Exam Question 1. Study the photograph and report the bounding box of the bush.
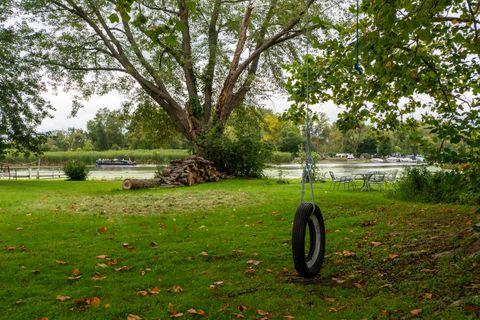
[63,160,89,181]
[391,167,479,205]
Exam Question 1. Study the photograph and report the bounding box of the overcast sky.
[38,89,341,132]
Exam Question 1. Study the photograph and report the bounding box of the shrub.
[391,167,479,205]
[63,160,89,181]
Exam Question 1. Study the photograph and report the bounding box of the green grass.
[0,179,479,319]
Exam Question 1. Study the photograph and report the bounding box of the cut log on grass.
[122,156,225,190]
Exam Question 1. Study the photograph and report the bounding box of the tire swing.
[291,31,326,276]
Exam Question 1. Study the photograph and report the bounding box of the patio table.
[353,171,374,191]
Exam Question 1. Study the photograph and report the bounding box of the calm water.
[87,162,437,180]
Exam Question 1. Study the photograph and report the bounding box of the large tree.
[12,0,335,153]
[0,1,52,155]
[285,0,479,164]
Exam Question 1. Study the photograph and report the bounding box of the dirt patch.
[63,190,254,215]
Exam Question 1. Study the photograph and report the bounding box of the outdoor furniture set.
[329,170,398,191]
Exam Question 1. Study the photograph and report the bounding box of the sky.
[38,89,341,132]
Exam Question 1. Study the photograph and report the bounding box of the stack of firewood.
[122,156,224,190]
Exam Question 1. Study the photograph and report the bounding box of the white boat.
[386,157,400,163]
[370,158,385,163]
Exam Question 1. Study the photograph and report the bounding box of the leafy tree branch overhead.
[15,0,333,151]
[285,0,479,164]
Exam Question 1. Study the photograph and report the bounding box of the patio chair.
[385,170,398,186]
[329,171,353,190]
[370,171,386,190]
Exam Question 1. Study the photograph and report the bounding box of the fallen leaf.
[149,287,160,295]
[246,259,261,266]
[15,300,24,305]
[237,305,248,312]
[71,268,81,276]
[420,268,437,273]
[388,254,400,260]
[342,250,356,257]
[232,313,244,319]
[257,309,270,316]
[283,316,295,319]
[218,303,229,312]
[168,285,184,293]
[199,251,209,257]
[266,268,273,273]
[56,260,68,265]
[150,241,158,247]
[332,277,346,284]
[328,307,338,312]
[464,304,480,312]
[107,259,118,266]
[410,309,422,316]
[127,314,142,320]
[245,268,256,274]
[186,308,205,316]
[91,273,106,281]
[97,263,108,268]
[67,275,82,280]
[96,255,108,259]
[114,266,130,272]
[137,290,149,297]
[5,246,16,251]
[97,226,108,234]
[36,318,48,320]
[281,267,289,274]
[56,295,71,302]
[16,227,23,231]
[324,297,336,303]
[424,292,433,299]
[353,282,364,288]
[88,297,101,307]
[370,241,383,246]
[213,280,224,286]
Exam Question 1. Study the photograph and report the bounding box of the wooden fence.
[0,166,66,180]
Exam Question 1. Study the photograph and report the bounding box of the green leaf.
[108,13,119,24]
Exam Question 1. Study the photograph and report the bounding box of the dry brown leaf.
[15,300,24,305]
[232,313,244,319]
[388,254,400,260]
[107,259,118,266]
[209,285,217,289]
[283,316,295,319]
[424,292,433,299]
[114,266,130,272]
[170,312,184,318]
[332,277,346,284]
[420,268,437,273]
[150,241,158,247]
[213,281,224,286]
[328,307,338,312]
[36,318,48,320]
[91,273,106,281]
[71,268,81,276]
[237,305,248,312]
[266,268,273,273]
[5,246,16,251]
[89,297,101,307]
[128,314,142,320]
[257,309,270,316]
[464,304,480,312]
[137,290,149,297]
[56,260,68,265]
[149,287,160,295]
[245,268,256,274]
[199,251,209,257]
[370,241,383,246]
[342,250,356,257]
[353,282,364,289]
[246,259,261,266]
[324,297,336,303]
[218,303,229,312]
[56,295,71,302]
[410,309,422,316]
[67,275,82,280]
[281,267,289,274]
[168,285,184,293]
[97,226,108,233]
[96,255,108,259]
[97,263,108,268]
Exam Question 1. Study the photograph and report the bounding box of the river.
[88,161,436,180]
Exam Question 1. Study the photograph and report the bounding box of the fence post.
[28,167,32,179]
[36,159,40,179]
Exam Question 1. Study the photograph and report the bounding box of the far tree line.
[44,104,439,159]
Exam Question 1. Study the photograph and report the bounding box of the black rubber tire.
[292,202,326,278]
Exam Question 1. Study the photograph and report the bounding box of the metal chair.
[329,171,353,190]
[370,171,386,190]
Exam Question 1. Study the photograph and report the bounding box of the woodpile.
[122,156,224,190]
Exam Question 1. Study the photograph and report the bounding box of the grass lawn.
[0,179,479,319]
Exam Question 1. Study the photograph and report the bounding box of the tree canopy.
[0,1,51,156]
[10,0,337,152]
[285,0,479,164]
